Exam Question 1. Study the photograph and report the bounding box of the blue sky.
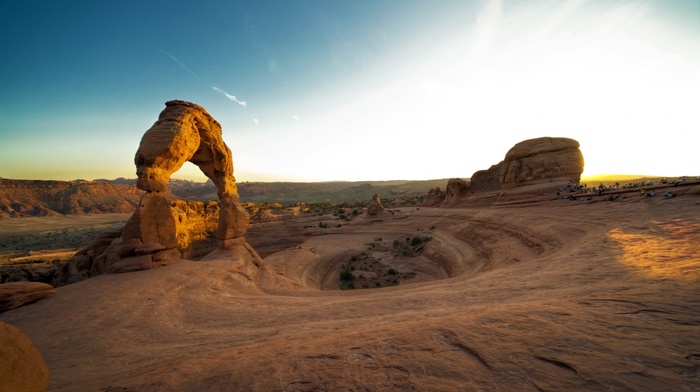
[1,0,699,182]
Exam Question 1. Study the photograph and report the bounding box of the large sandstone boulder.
[469,137,583,193]
[366,193,386,215]
[0,322,50,391]
[422,187,445,207]
[428,137,584,206]
[499,137,583,190]
[0,282,55,313]
[441,179,470,207]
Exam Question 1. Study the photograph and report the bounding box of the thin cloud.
[253,118,260,125]
[153,46,198,79]
[469,0,503,60]
[212,86,247,107]
[292,115,300,121]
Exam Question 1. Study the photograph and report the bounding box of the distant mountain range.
[0,179,142,218]
[0,178,451,217]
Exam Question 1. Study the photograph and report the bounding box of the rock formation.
[441,179,470,207]
[55,200,223,285]
[423,187,446,207]
[0,179,141,217]
[91,100,261,274]
[470,137,583,193]
[0,282,55,313]
[366,193,386,215]
[499,137,584,190]
[429,137,584,206]
[0,322,50,391]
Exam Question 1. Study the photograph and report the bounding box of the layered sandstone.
[91,100,260,275]
[0,179,140,217]
[499,137,584,190]
[430,137,584,206]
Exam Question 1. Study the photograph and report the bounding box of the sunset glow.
[1,0,698,182]
[608,220,700,283]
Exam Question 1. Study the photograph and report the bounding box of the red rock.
[0,282,55,313]
[367,193,386,215]
[0,322,50,391]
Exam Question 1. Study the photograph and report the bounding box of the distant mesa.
[427,137,584,207]
[366,193,386,215]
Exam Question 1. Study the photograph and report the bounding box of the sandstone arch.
[134,100,248,242]
[91,100,261,274]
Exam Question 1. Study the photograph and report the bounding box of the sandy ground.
[0,213,132,258]
[1,193,700,391]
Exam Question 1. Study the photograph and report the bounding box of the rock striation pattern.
[91,100,261,274]
[366,193,386,215]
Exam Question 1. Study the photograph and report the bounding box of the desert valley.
[1,101,699,391]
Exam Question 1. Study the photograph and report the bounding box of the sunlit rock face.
[499,137,584,190]
[0,322,50,391]
[87,100,258,275]
[428,137,584,206]
[470,137,584,194]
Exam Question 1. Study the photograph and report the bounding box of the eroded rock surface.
[423,187,445,207]
[441,179,470,207]
[88,100,259,275]
[0,322,50,391]
[499,137,583,190]
[430,137,584,206]
[0,282,55,313]
[367,193,386,215]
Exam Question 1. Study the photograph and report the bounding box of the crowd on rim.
[556,177,690,201]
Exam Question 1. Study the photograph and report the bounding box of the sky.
[1,0,699,183]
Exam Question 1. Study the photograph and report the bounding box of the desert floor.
[2,193,700,391]
[0,213,132,258]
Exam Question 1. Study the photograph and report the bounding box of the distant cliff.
[0,179,141,218]
[0,178,449,217]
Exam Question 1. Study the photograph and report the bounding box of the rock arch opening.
[90,100,261,275]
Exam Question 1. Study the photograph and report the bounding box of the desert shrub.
[387,268,397,275]
[340,269,353,281]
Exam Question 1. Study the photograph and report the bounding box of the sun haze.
[1,0,698,182]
